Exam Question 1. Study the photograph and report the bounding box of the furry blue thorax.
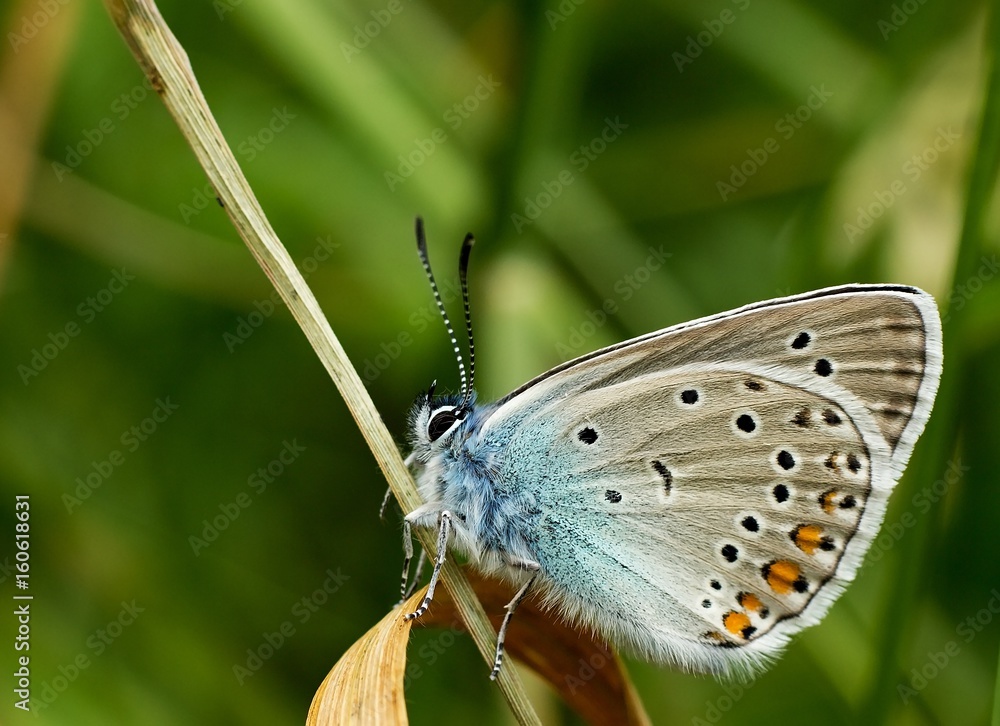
[406,391,541,574]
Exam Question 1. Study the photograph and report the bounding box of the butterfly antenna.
[415,217,469,401]
[457,233,476,414]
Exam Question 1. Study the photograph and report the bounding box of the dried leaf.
[308,588,428,726]
[311,569,651,725]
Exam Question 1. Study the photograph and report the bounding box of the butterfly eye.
[427,409,460,442]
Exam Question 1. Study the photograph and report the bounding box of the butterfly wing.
[479,285,942,674]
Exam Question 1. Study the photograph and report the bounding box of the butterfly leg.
[399,518,415,601]
[490,559,540,681]
[399,503,442,603]
[402,549,427,601]
[379,486,393,520]
[405,511,452,621]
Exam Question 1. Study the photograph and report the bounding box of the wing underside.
[484,286,942,673]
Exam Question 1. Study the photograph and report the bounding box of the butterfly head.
[407,381,477,458]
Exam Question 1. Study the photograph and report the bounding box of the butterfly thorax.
[409,396,541,576]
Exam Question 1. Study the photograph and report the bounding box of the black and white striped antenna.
[456,233,476,414]
[417,217,475,415]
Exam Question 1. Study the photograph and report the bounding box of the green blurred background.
[1,0,999,723]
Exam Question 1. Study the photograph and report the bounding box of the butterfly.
[394,218,943,679]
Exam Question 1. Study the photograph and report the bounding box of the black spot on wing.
[651,460,672,493]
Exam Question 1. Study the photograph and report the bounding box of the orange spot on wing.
[793,524,823,555]
[738,592,764,612]
[820,489,838,514]
[764,560,801,595]
[723,611,751,637]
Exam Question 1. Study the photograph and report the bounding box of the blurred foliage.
[0,0,998,724]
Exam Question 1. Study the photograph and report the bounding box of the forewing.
[492,285,942,471]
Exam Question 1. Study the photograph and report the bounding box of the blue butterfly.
[394,218,942,679]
